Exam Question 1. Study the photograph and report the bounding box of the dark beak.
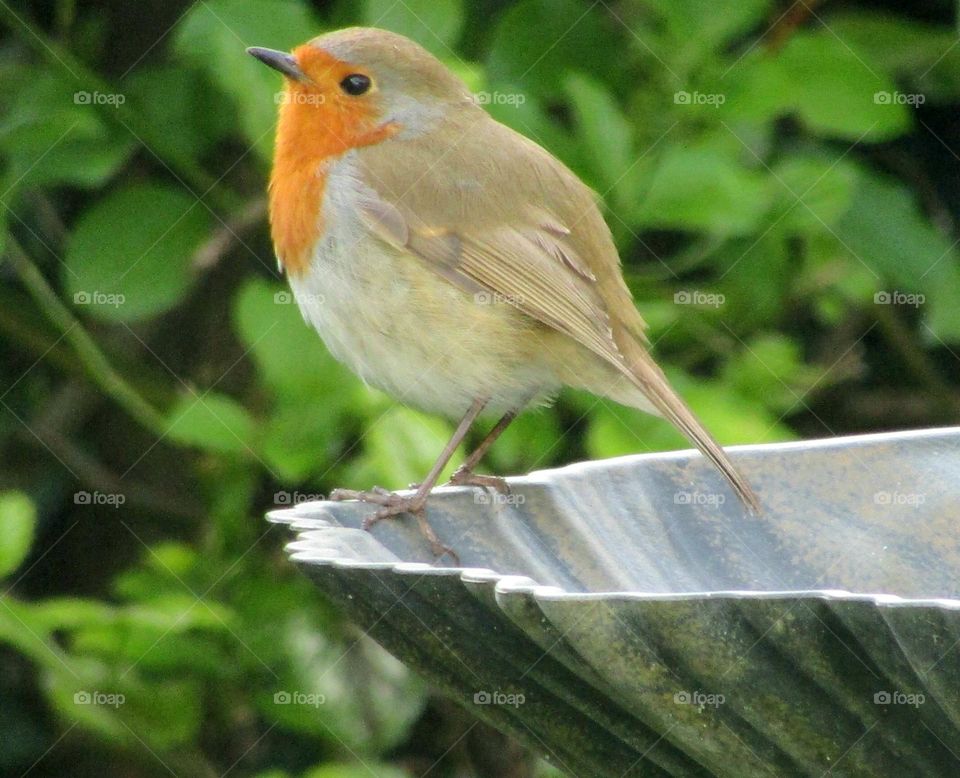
[246,47,308,82]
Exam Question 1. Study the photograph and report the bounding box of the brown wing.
[358,191,622,367]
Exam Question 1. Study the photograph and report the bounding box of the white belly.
[287,154,558,418]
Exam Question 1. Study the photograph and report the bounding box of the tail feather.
[614,334,761,513]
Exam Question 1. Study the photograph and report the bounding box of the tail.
[613,334,761,513]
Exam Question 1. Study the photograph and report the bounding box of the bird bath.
[268,427,960,776]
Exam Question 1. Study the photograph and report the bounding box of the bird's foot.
[329,487,458,564]
[329,486,425,529]
[447,465,510,495]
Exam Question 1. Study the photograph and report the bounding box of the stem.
[0,598,74,671]
[0,305,79,377]
[193,197,267,271]
[6,237,168,435]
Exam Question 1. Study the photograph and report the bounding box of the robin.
[248,28,759,558]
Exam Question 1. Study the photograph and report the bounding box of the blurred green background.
[2,0,959,775]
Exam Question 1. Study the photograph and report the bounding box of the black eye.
[340,74,371,95]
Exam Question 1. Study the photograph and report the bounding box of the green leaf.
[26,598,116,632]
[123,678,204,750]
[633,144,770,234]
[826,13,960,102]
[43,662,128,743]
[563,73,634,197]
[769,153,860,232]
[586,398,686,458]
[232,278,357,401]
[63,184,210,321]
[362,0,464,52]
[486,409,561,474]
[165,392,257,454]
[0,66,133,191]
[724,31,911,141]
[303,765,409,778]
[834,172,960,340]
[261,401,349,481]
[644,0,773,58]
[112,543,199,602]
[46,672,203,751]
[344,406,459,488]
[722,334,820,413]
[927,280,960,343]
[173,0,323,159]
[804,231,880,325]
[535,761,567,778]
[486,0,623,101]
[233,279,364,478]
[124,65,230,164]
[835,172,951,284]
[0,491,36,579]
[70,599,230,677]
[712,232,792,330]
[140,542,199,579]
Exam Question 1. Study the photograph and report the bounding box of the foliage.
[2,0,960,775]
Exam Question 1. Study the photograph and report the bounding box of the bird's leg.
[446,409,518,494]
[331,397,488,560]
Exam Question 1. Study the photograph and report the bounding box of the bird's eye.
[340,74,371,96]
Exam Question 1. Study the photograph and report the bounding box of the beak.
[246,47,308,82]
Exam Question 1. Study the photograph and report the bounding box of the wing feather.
[355,168,621,366]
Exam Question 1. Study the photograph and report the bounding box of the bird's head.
[248,27,471,161]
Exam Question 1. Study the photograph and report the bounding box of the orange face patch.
[268,46,398,274]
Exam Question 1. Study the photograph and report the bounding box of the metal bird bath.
[268,427,960,776]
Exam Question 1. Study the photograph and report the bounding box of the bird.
[248,27,760,558]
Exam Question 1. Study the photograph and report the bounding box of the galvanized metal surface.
[269,427,960,776]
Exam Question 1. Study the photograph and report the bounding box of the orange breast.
[269,141,327,275]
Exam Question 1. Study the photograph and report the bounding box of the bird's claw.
[329,487,458,564]
[330,485,393,503]
[447,466,510,495]
[362,495,426,530]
